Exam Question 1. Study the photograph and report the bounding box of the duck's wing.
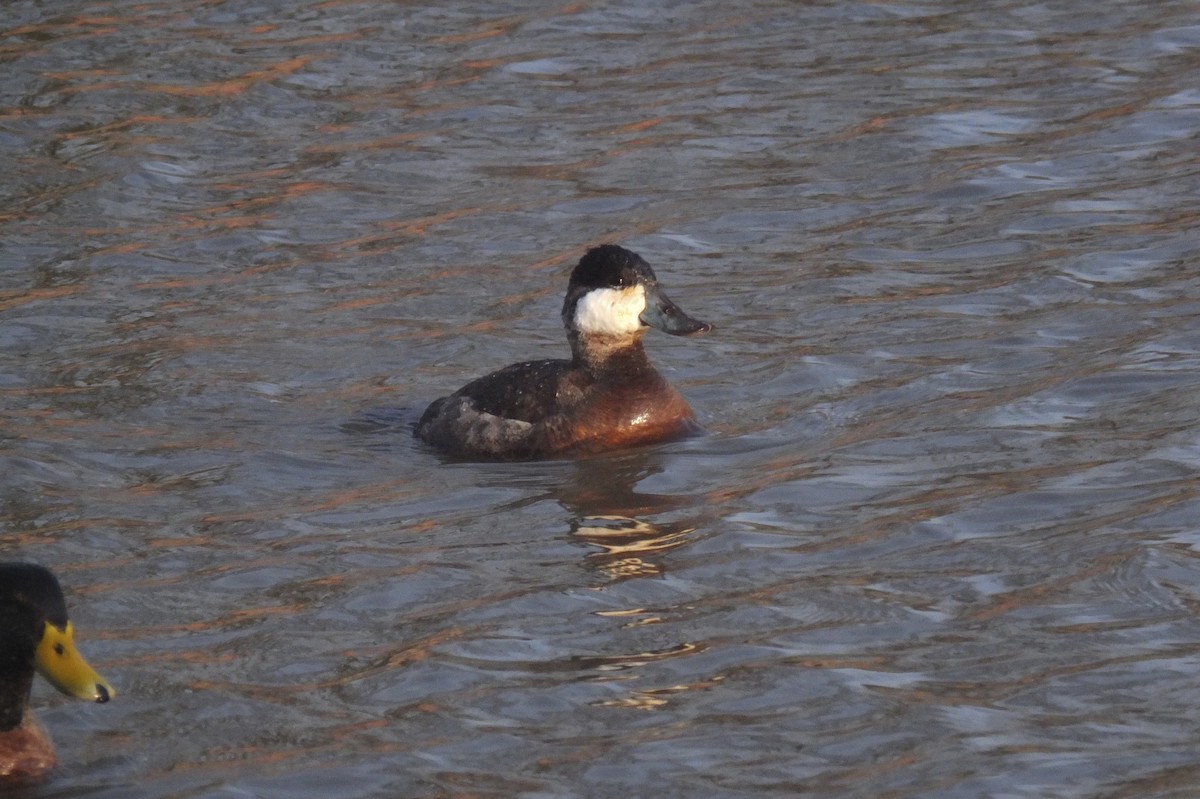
[448,358,578,422]
[414,359,584,458]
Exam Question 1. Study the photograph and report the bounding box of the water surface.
[3,1,1200,797]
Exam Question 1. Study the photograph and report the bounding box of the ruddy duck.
[415,244,712,459]
[0,563,114,786]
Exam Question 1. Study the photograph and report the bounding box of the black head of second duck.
[1,563,113,787]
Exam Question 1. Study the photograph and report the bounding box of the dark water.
[3,1,1200,796]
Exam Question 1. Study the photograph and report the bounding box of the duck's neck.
[0,617,34,732]
[568,331,652,373]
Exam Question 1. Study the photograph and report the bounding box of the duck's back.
[414,353,698,459]
[414,358,584,458]
[454,358,588,422]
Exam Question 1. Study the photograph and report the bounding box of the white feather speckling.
[572,286,646,336]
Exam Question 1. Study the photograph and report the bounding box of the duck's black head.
[561,245,711,341]
[0,563,114,710]
[568,244,658,292]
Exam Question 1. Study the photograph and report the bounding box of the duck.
[1,562,114,787]
[415,244,712,460]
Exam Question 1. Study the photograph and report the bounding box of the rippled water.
[3,1,1200,797]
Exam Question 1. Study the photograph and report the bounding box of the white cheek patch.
[573,285,646,336]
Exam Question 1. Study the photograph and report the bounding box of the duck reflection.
[554,450,700,580]
[570,515,695,580]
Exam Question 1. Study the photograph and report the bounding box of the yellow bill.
[34,621,114,703]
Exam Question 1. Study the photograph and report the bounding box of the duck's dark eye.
[54,643,65,656]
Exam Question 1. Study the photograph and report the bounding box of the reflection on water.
[573,515,695,580]
[559,452,700,580]
[4,0,1200,796]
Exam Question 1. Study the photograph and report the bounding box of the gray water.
[3,1,1200,797]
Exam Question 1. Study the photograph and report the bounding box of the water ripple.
[4,0,1200,797]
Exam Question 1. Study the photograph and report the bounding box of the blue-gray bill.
[639,286,712,335]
